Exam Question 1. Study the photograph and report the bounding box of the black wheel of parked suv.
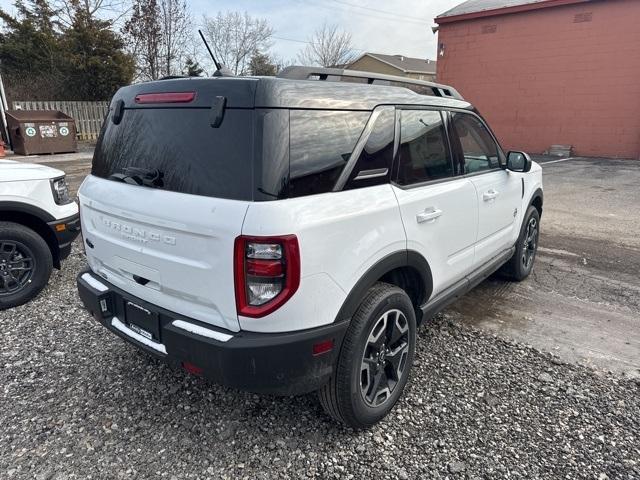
[318,282,416,428]
[0,222,53,310]
[504,205,540,281]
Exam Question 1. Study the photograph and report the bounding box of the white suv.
[1,160,79,308]
[77,68,543,428]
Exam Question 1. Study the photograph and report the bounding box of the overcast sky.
[191,0,461,61]
[0,0,463,61]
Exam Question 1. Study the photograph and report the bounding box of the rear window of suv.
[92,108,254,200]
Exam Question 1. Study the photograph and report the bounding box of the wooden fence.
[11,100,109,141]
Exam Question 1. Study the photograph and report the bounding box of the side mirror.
[506,151,532,173]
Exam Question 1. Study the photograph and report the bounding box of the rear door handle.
[416,208,443,224]
[483,189,499,201]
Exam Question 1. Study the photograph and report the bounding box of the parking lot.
[452,157,640,378]
[1,156,639,479]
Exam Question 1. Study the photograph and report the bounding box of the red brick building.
[435,0,640,159]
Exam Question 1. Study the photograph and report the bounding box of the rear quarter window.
[288,110,369,198]
[343,107,395,190]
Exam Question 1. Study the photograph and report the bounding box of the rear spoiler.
[277,66,463,100]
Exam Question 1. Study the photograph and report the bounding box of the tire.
[318,282,416,428]
[0,221,53,310]
[503,205,540,281]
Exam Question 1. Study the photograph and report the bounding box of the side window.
[289,110,369,198]
[344,108,395,190]
[396,109,453,186]
[450,112,500,174]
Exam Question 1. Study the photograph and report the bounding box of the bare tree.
[123,0,192,80]
[122,0,161,80]
[159,0,190,77]
[54,0,129,28]
[201,11,273,76]
[298,22,357,67]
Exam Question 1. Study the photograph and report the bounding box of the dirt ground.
[33,155,640,379]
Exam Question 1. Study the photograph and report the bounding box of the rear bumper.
[48,213,81,262]
[76,269,348,395]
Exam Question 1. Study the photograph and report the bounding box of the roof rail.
[277,66,464,101]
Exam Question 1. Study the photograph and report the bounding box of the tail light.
[234,235,300,318]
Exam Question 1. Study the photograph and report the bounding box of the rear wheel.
[318,282,416,428]
[504,206,540,281]
[0,222,53,310]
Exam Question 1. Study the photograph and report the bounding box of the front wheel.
[504,205,540,281]
[318,282,416,428]
[0,222,53,310]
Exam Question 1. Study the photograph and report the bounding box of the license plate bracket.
[125,300,160,341]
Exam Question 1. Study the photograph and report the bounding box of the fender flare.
[0,201,61,267]
[0,201,56,223]
[335,250,433,323]
[529,188,544,216]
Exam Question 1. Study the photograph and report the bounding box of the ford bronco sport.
[77,67,543,428]
[1,160,79,309]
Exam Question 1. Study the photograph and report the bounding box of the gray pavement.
[447,157,640,379]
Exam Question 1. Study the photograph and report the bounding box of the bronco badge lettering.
[101,218,176,246]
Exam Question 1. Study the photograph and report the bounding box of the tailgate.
[79,176,248,332]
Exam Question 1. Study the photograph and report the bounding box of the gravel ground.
[1,243,639,480]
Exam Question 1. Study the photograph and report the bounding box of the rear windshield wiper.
[109,167,164,188]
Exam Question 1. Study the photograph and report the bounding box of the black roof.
[255,77,470,110]
[113,75,472,112]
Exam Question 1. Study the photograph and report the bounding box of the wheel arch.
[335,250,433,325]
[0,204,60,268]
[530,188,543,218]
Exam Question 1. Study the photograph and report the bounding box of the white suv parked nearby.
[1,160,79,309]
[77,67,543,427]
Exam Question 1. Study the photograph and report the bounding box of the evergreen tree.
[0,0,63,81]
[183,57,203,76]
[0,0,134,100]
[248,51,276,76]
[61,9,135,100]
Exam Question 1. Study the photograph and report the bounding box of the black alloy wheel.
[502,205,541,281]
[0,240,36,296]
[318,282,416,428]
[521,216,539,270]
[0,222,53,310]
[360,309,410,408]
